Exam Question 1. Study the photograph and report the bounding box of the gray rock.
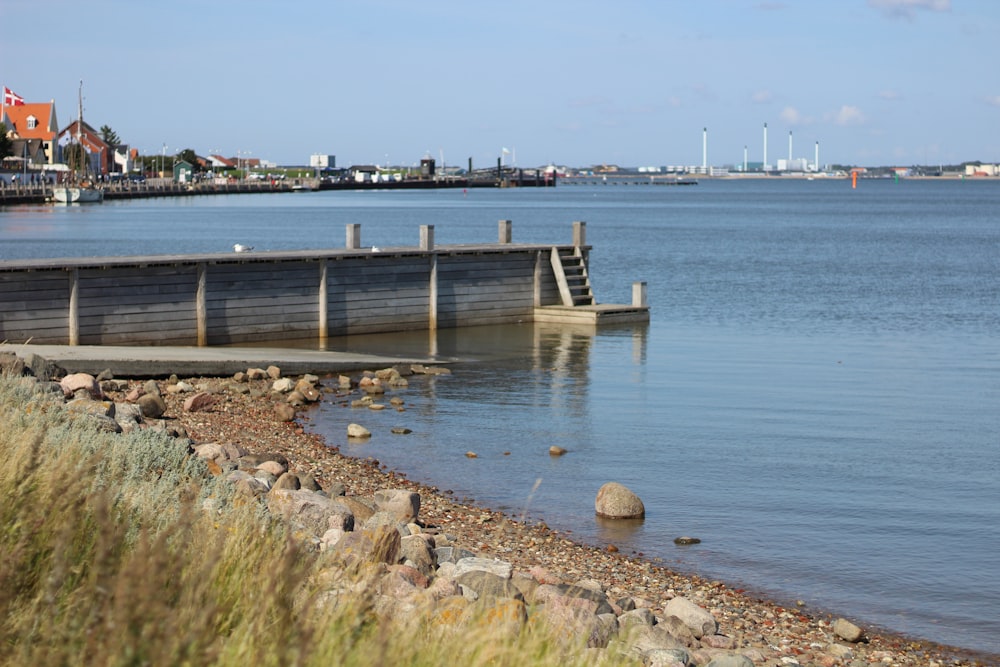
[266,488,355,538]
[400,534,437,576]
[272,377,295,393]
[347,423,371,438]
[272,472,301,491]
[455,570,524,601]
[454,556,513,579]
[595,481,645,519]
[256,460,287,476]
[142,379,161,397]
[704,654,754,667]
[664,597,718,639]
[434,545,476,565]
[373,488,421,523]
[23,353,65,381]
[137,393,166,419]
[833,617,864,642]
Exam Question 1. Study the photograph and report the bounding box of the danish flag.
[4,87,25,106]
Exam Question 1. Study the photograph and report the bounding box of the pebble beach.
[115,363,993,667]
[7,346,991,667]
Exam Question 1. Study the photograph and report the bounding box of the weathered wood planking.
[0,239,588,345]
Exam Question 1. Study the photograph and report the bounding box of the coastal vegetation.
[0,372,618,666]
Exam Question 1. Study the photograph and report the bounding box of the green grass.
[0,374,632,667]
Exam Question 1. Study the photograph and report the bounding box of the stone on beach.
[60,372,103,399]
[664,596,718,639]
[594,481,645,519]
[833,617,864,642]
[347,423,371,438]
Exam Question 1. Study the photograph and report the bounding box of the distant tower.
[788,131,793,162]
[815,141,820,171]
[763,123,768,172]
[702,127,707,170]
[743,145,748,172]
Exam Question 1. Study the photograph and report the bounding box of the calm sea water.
[2,179,998,655]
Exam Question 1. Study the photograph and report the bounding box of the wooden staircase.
[550,246,595,307]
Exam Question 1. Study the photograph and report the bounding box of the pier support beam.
[346,224,361,250]
[318,259,328,346]
[428,253,438,331]
[632,281,648,307]
[68,268,79,346]
[196,263,207,346]
[573,221,587,247]
[420,225,434,250]
[499,219,512,244]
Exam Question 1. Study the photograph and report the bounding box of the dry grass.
[0,374,628,667]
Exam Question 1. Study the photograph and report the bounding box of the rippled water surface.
[2,179,998,655]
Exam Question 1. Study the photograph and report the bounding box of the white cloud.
[868,0,951,20]
[829,105,866,126]
[878,90,902,101]
[986,96,1000,108]
[779,106,812,125]
[751,90,773,104]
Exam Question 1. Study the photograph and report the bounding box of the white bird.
[371,246,381,253]
[233,243,254,253]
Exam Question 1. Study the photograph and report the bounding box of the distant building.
[310,154,336,169]
[57,119,112,176]
[965,164,998,177]
[1,99,60,165]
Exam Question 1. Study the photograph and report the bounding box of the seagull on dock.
[233,243,254,253]
[371,246,381,253]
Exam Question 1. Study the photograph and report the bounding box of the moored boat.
[52,184,104,203]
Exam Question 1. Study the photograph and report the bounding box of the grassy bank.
[0,374,614,667]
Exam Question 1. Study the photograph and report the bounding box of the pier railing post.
[632,281,648,307]
[573,221,587,247]
[420,225,435,251]
[319,259,328,346]
[68,268,79,346]
[499,219,512,244]
[346,224,361,249]
[196,263,208,346]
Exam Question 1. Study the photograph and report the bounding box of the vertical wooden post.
[420,225,435,250]
[346,224,361,249]
[319,258,328,345]
[196,262,207,346]
[573,221,587,247]
[533,249,543,307]
[498,219,512,244]
[428,253,438,331]
[68,268,79,346]
[632,281,647,307]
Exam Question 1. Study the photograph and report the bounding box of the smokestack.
[744,145,748,172]
[703,127,707,170]
[789,131,793,162]
[763,123,768,172]
[815,141,819,171]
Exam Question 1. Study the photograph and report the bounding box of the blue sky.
[2,0,996,168]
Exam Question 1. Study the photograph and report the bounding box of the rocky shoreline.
[4,351,995,667]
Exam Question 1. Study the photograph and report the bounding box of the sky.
[2,0,997,169]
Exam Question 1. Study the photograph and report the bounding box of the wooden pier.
[0,222,647,347]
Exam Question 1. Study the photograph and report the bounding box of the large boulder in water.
[595,482,645,519]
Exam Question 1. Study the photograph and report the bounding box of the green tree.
[99,125,120,146]
[0,122,12,159]
[176,148,200,171]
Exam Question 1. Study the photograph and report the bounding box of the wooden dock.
[0,221,647,347]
